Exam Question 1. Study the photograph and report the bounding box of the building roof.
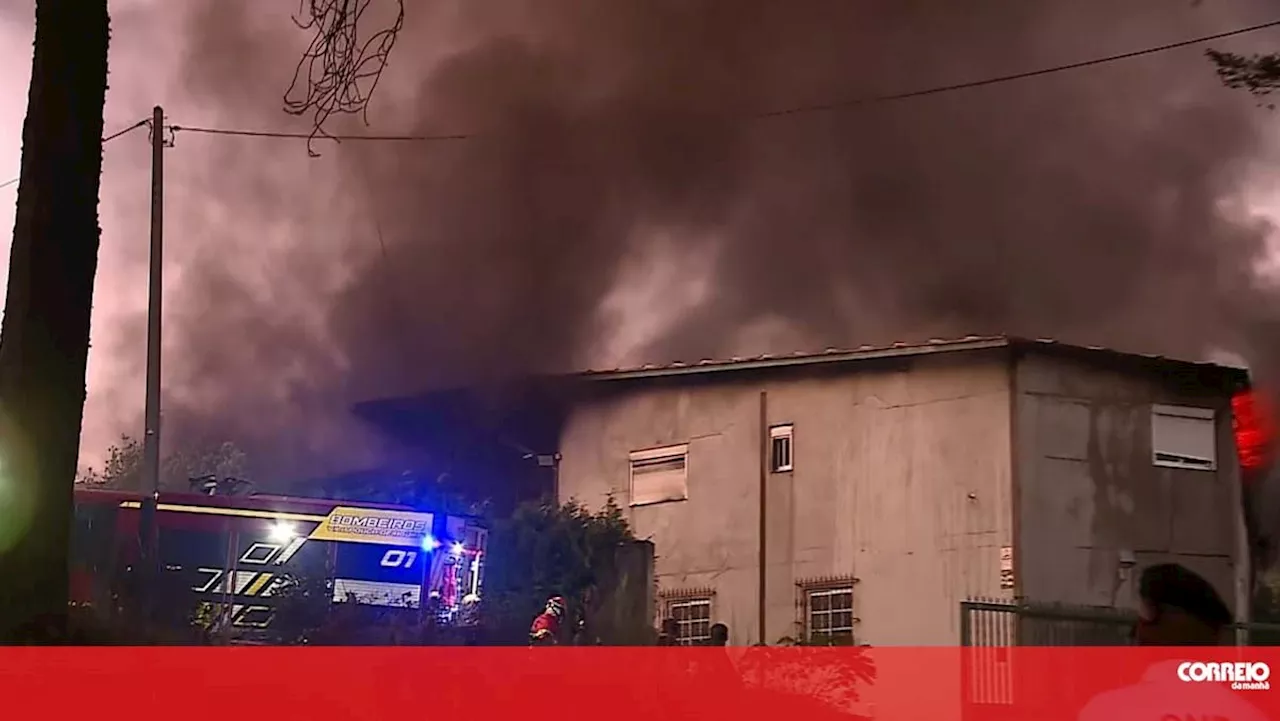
[351,335,1250,442]
[579,334,1250,384]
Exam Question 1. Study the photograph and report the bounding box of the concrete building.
[553,336,1252,646]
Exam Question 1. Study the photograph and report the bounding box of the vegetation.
[740,642,877,717]
[1208,49,1280,105]
[76,434,252,492]
[479,497,635,643]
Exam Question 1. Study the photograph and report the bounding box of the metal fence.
[959,599,1280,717]
[961,598,1135,647]
[960,598,1280,647]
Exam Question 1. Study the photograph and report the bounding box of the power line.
[757,17,1280,118]
[104,118,150,142]
[5,16,1280,169]
[170,16,1280,143]
[169,124,471,142]
[0,117,150,191]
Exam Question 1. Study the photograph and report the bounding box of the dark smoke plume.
[152,0,1280,480]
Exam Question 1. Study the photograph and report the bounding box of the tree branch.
[283,0,406,156]
[1206,49,1280,100]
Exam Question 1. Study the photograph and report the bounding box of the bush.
[739,641,877,715]
[475,496,636,644]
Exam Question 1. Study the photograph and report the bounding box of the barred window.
[666,598,712,646]
[807,586,855,644]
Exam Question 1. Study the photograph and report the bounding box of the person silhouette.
[708,623,729,646]
[1133,563,1232,646]
[658,617,680,646]
[1077,564,1267,721]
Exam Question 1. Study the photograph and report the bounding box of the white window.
[770,424,794,473]
[666,598,712,645]
[806,586,855,644]
[629,444,689,506]
[1151,405,1217,471]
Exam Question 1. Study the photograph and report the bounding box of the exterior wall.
[590,540,656,645]
[1012,353,1248,619]
[557,352,1015,645]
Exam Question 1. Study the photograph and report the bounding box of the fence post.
[959,601,973,721]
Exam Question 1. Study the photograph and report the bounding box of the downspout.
[1229,401,1253,638]
[1006,346,1024,647]
[758,390,768,644]
[1007,347,1022,603]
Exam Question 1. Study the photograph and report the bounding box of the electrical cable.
[757,17,1280,118]
[169,17,1280,142]
[0,117,150,191]
[5,17,1280,168]
[168,124,470,142]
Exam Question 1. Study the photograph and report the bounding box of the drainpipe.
[758,391,768,644]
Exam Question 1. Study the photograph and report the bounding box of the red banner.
[1,647,1276,721]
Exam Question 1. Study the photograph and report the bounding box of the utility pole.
[138,106,165,609]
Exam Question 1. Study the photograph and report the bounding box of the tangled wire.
[283,0,406,156]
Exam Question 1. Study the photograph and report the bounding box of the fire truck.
[71,486,487,641]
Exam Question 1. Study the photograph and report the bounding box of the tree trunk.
[0,0,110,643]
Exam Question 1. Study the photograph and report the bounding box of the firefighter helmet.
[546,595,565,617]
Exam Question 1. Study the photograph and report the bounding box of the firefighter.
[529,595,565,646]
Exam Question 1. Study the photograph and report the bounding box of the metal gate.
[959,598,1280,720]
[960,598,1136,647]
[960,598,1280,647]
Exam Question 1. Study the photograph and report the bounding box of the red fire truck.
[71,487,487,641]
